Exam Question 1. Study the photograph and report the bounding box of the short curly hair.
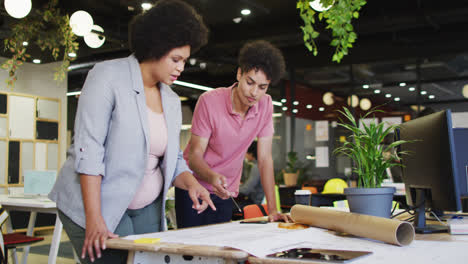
[238,40,286,85]
[129,0,209,62]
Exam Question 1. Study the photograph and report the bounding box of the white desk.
[0,194,63,264]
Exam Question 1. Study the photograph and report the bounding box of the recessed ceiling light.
[362,84,369,89]
[33,59,41,64]
[127,6,135,11]
[199,62,207,69]
[141,3,152,10]
[399,82,406,87]
[409,87,415,91]
[385,93,391,98]
[281,98,286,103]
[68,52,77,57]
[241,9,251,15]
[319,107,325,111]
[189,58,197,65]
[421,91,427,95]
[179,96,188,101]
[374,89,381,94]
[306,104,312,109]
[282,106,288,111]
[292,109,298,113]
[233,17,242,23]
[22,41,28,46]
[394,97,400,101]
[293,101,299,105]
[428,95,435,99]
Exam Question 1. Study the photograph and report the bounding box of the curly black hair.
[129,0,209,62]
[238,40,286,85]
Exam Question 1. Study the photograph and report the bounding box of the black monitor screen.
[399,110,461,233]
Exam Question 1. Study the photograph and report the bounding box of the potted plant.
[283,151,305,186]
[333,107,411,218]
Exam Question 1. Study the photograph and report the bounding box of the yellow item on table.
[133,238,161,244]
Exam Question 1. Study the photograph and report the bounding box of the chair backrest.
[243,204,269,219]
[302,186,318,194]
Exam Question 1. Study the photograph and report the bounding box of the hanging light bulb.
[70,11,94,37]
[322,92,334,105]
[309,0,333,12]
[84,25,106,48]
[5,0,32,19]
[347,95,359,107]
[359,98,372,111]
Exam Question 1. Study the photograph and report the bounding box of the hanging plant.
[1,0,79,87]
[297,0,367,63]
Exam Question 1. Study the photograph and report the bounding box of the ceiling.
[2,0,468,114]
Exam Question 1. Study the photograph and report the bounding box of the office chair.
[0,208,44,264]
[243,204,269,219]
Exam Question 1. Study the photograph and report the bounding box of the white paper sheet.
[124,222,468,263]
[315,146,329,167]
[315,120,329,141]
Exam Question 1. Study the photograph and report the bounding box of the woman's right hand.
[210,173,231,199]
[82,215,118,262]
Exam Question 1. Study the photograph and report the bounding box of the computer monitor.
[398,110,461,234]
[453,128,468,197]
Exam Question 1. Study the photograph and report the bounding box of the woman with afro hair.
[49,1,214,263]
[178,40,291,228]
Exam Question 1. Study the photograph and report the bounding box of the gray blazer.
[49,55,189,232]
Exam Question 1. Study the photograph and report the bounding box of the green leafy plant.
[297,0,367,63]
[333,107,411,188]
[1,0,79,87]
[284,151,302,173]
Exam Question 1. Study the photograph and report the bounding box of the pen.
[230,195,242,213]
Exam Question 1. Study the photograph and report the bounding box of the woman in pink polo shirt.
[177,40,291,227]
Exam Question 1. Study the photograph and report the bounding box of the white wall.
[0,59,67,168]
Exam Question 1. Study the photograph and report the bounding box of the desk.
[311,193,408,208]
[106,219,468,264]
[0,195,63,264]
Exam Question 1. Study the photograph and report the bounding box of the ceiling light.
[5,0,31,19]
[428,95,435,99]
[293,101,299,105]
[319,107,325,111]
[410,105,426,112]
[281,98,286,103]
[273,113,282,118]
[420,91,427,95]
[306,104,312,109]
[394,97,400,102]
[309,0,333,12]
[359,98,372,111]
[409,87,415,91]
[399,82,406,87]
[189,58,197,65]
[141,3,152,10]
[282,106,288,111]
[233,17,242,23]
[179,96,188,101]
[33,59,41,64]
[199,62,207,69]
[241,9,251,15]
[84,25,105,48]
[374,89,381,94]
[70,11,94,36]
[322,92,334,105]
[22,41,28,46]
[292,109,298,114]
[463,84,468,98]
[362,84,369,89]
[347,95,359,107]
[385,93,391,98]
[68,52,77,57]
[127,6,135,11]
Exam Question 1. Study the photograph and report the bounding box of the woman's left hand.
[187,183,216,214]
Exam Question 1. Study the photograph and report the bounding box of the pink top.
[183,84,274,196]
[128,108,167,209]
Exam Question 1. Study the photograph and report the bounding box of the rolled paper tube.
[290,205,415,246]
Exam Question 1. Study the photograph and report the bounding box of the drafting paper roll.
[290,205,415,246]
